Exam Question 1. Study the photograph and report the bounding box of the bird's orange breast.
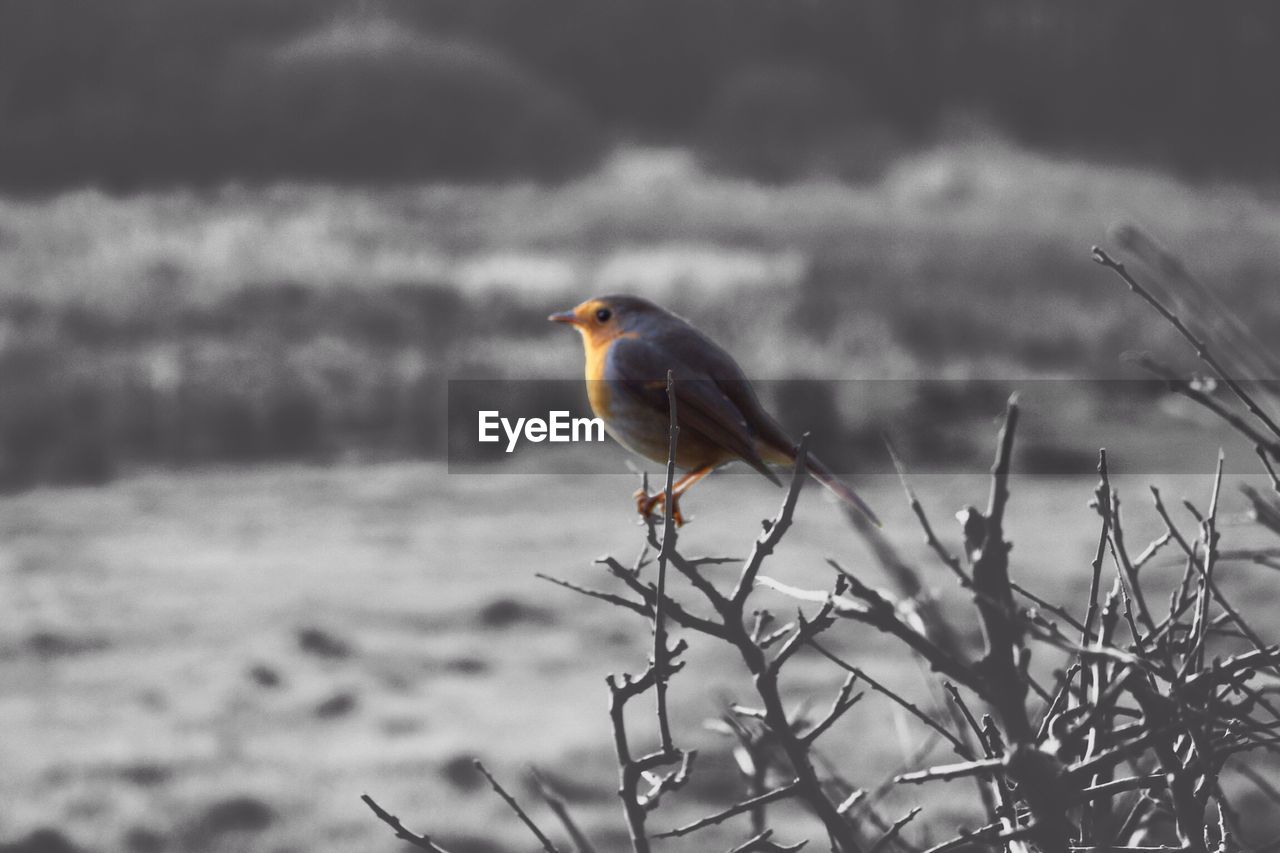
[582,331,639,421]
[580,331,736,470]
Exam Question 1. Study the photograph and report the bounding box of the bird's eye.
[595,308,612,323]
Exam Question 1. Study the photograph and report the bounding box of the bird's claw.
[633,487,686,527]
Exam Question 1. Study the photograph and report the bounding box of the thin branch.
[595,556,727,638]
[943,682,992,756]
[1093,246,1280,442]
[1184,452,1225,676]
[846,731,943,828]
[1130,354,1280,462]
[1258,446,1280,495]
[916,822,1005,853]
[867,807,924,853]
[1132,531,1174,571]
[607,654,684,853]
[361,794,454,853]
[896,757,1004,785]
[654,781,801,838]
[1037,663,1081,743]
[1012,580,1087,636]
[728,829,809,853]
[653,370,679,754]
[733,435,811,606]
[808,639,973,758]
[638,750,697,811]
[886,434,968,583]
[814,563,983,694]
[1151,486,1195,557]
[1075,773,1167,803]
[803,672,864,745]
[529,768,598,853]
[536,573,649,618]
[769,595,841,674]
[1083,451,1112,648]
[473,760,563,853]
[1099,454,1158,637]
[968,395,1034,744]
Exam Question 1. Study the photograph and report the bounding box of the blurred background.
[2,2,1280,852]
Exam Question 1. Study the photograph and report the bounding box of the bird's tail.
[804,454,881,527]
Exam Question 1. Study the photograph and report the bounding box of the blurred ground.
[0,461,1276,853]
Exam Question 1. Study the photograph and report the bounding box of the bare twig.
[916,821,1005,853]
[967,395,1034,744]
[1184,452,1225,676]
[361,794,454,853]
[595,556,727,637]
[607,652,685,853]
[654,370,679,754]
[803,672,864,745]
[1128,352,1280,460]
[1013,579,1088,636]
[654,781,801,838]
[728,829,810,853]
[1258,446,1280,495]
[637,749,697,810]
[867,807,924,853]
[808,640,973,757]
[536,573,649,618]
[885,435,968,583]
[733,436,811,606]
[473,760,563,853]
[530,768,598,853]
[896,757,1004,785]
[1093,246,1280,443]
[943,682,992,757]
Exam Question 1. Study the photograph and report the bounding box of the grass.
[1,460,1277,851]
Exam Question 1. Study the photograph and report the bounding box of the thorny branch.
[362,794,454,853]
[529,768,598,853]
[473,760,563,853]
[372,239,1280,853]
[654,370,679,754]
[1092,246,1280,443]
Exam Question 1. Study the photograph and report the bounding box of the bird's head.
[548,295,659,347]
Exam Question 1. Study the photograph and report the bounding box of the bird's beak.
[548,310,579,326]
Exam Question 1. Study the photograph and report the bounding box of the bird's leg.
[634,466,714,527]
[634,486,672,524]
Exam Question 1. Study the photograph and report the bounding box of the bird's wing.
[606,334,782,484]
[657,323,799,460]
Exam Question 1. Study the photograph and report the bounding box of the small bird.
[549,295,878,526]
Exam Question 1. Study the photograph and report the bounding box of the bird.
[549,294,879,526]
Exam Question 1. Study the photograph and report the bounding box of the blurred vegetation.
[0,285,452,488]
[3,1,1280,189]
[0,235,1258,491]
[1,136,1278,488]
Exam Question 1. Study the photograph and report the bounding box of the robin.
[549,295,879,526]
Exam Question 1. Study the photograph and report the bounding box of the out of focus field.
[1,461,1278,853]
